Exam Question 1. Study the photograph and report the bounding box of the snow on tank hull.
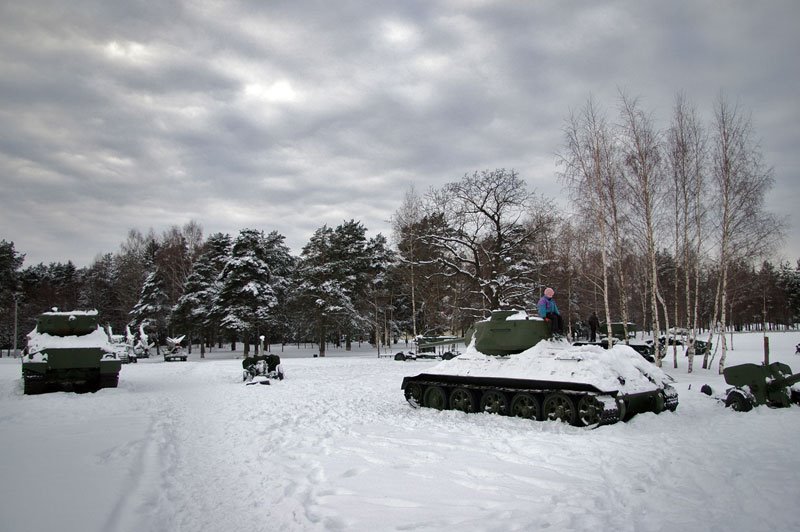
[401,336,678,427]
[22,310,121,395]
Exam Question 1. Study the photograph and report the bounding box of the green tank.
[401,310,677,427]
[22,310,122,395]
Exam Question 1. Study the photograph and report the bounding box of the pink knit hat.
[544,287,554,297]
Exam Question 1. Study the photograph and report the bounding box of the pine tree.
[79,253,122,328]
[172,233,232,357]
[779,260,800,325]
[0,240,24,355]
[212,229,279,355]
[291,222,378,357]
[260,231,295,348]
[130,268,170,354]
[365,233,396,352]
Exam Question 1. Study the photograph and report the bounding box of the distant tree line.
[0,93,796,372]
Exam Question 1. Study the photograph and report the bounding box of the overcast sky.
[2,1,798,267]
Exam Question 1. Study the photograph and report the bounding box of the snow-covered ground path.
[1,332,799,532]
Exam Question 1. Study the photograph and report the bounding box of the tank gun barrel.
[416,337,465,349]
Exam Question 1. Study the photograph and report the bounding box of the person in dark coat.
[588,311,600,342]
[537,287,564,337]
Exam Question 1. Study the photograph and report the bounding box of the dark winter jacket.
[537,296,559,318]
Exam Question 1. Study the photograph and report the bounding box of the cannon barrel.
[769,371,800,389]
[416,337,465,349]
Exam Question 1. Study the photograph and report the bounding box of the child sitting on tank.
[537,287,565,338]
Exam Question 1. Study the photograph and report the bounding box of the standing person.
[588,311,600,342]
[537,287,564,337]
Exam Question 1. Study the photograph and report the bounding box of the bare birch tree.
[392,187,423,338]
[709,94,778,373]
[618,93,668,366]
[559,97,617,340]
[666,93,708,372]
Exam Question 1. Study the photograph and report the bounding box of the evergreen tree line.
[0,92,797,369]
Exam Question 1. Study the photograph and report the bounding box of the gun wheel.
[725,390,753,412]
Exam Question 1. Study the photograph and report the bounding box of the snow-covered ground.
[1,332,799,532]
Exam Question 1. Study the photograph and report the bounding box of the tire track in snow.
[100,396,179,532]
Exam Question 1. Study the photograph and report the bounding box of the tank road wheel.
[577,395,604,427]
[480,390,509,415]
[423,386,448,410]
[404,382,424,408]
[510,393,541,421]
[449,388,478,413]
[543,393,577,425]
[725,390,754,412]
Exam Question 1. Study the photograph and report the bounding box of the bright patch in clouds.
[103,40,153,63]
[243,79,303,105]
[381,20,420,48]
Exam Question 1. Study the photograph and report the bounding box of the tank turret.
[401,310,677,427]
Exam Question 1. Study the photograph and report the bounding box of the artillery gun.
[573,322,656,362]
[164,335,187,362]
[242,353,285,385]
[395,336,461,361]
[22,310,122,394]
[721,362,800,411]
[401,310,677,427]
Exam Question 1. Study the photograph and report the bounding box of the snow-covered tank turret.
[401,310,677,427]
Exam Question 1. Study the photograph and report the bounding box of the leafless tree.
[618,93,668,366]
[559,97,619,340]
[666,93,708,372]
[423,169,539,312]
[392,186,423,338]
[709,94,780,373]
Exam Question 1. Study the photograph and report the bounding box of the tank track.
[402,375,623,427]
[593,394,621,425]
[663,385,679,411]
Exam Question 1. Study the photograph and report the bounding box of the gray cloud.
[2,0,799,266]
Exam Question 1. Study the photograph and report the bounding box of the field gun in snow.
[401,310,678,427]
[242,353,285,385]
[720,362,800,412]
[395,336,463,361]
